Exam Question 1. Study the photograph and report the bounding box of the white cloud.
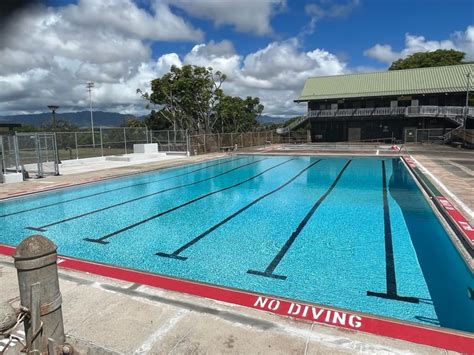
[303,0,360,35]
[364,25,474,64]
[169,0,286,35]
[0,1,346,118]
[0,0,202,115]
[183,39,346,116]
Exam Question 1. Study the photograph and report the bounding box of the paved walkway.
[406,144,474,224]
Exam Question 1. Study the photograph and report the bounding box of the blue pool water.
[1,155,473,332]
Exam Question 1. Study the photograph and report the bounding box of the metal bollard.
[13,235,67,354]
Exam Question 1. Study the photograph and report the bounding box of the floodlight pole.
[87,82,96,147]
[47,105,59,131]
[465,72,471,127]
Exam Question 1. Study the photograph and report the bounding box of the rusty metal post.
[13,235,66,354]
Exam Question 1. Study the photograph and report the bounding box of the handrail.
[307,105,472,119]
[278,105,472,134]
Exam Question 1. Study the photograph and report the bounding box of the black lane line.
[367,160,419,304]
[26,158,266,232]
[247,160,352,280]
[84,158,295,245]
[156,159,323,260]
[1,156,247,218]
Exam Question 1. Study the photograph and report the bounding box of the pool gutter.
[400,155,474,258]
[0,243,472,353]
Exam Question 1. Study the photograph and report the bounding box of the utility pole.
[86,82,95,147]
[47,105,59,131]
[465,71,471,127]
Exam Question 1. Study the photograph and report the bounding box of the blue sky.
[1,0,473,116]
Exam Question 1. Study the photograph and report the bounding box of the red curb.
[0,244,472,352]
[402,156,474,249]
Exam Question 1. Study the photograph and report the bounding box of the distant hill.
[0,111,290,128]
[0,111,137,127]
[257,115,289,124]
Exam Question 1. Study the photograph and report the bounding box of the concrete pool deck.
[0,256,459,354]
[1,143,473,353]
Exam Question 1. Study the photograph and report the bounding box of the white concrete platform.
[133,143,159,154]
[105,153,167,162]
[1,172,23,184]
[50,154,187,176]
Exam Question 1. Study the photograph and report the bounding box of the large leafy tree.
[138,65,226,134]
[389,49,467,70]
[217,95,264,133]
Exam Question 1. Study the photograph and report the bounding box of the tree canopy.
[138,65,264,134]
[40,118,79,132]
[389,49,468,70]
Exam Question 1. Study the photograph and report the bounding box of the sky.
[0,0,473,117]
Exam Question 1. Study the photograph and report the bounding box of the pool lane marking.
[25,158,266,232]
[1,156,247,218]
[247,159,352,280]
[156,159,323,260]
[84,158,295,244]
[366,160,419,304]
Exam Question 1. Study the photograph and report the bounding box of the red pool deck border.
[402,155,474,249]
[0,244,472,353]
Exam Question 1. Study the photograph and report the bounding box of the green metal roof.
[297,64,474,101]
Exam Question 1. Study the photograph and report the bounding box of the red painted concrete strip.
[0,245,15,256]
[402,155,474,250]
[0,244,472,352]
[436,196,474,248]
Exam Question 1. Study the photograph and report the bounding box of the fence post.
[100,127,104,157]
[186,130,190,157]
[167,130,171,152]
[13,134,20,172]
[203,134,206,153]
[74,132,79,160]
[123,128,127,155]
[0,136,5,175]
[35,133,44,178]
[52,133,60,175]
[13,235,70,354]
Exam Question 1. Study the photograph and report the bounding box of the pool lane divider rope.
[156,159,323,260]
[1,156,248,218]
[402,156,474,250]
[366,161,419,304]
[247,159,352,280]
[0,243,471,353]
[83,158,296,244]
[25,157,266,232]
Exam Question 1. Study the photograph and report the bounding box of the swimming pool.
[1,155,473,333]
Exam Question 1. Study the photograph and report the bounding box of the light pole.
[465,72,471,127]
[47,105,59,131]
[86,82,96,147]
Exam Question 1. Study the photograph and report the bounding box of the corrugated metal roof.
[297,64,474,101]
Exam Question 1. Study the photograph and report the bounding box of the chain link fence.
[1,127,310,182]
[189,130,310,155]
[1,133,59,181]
